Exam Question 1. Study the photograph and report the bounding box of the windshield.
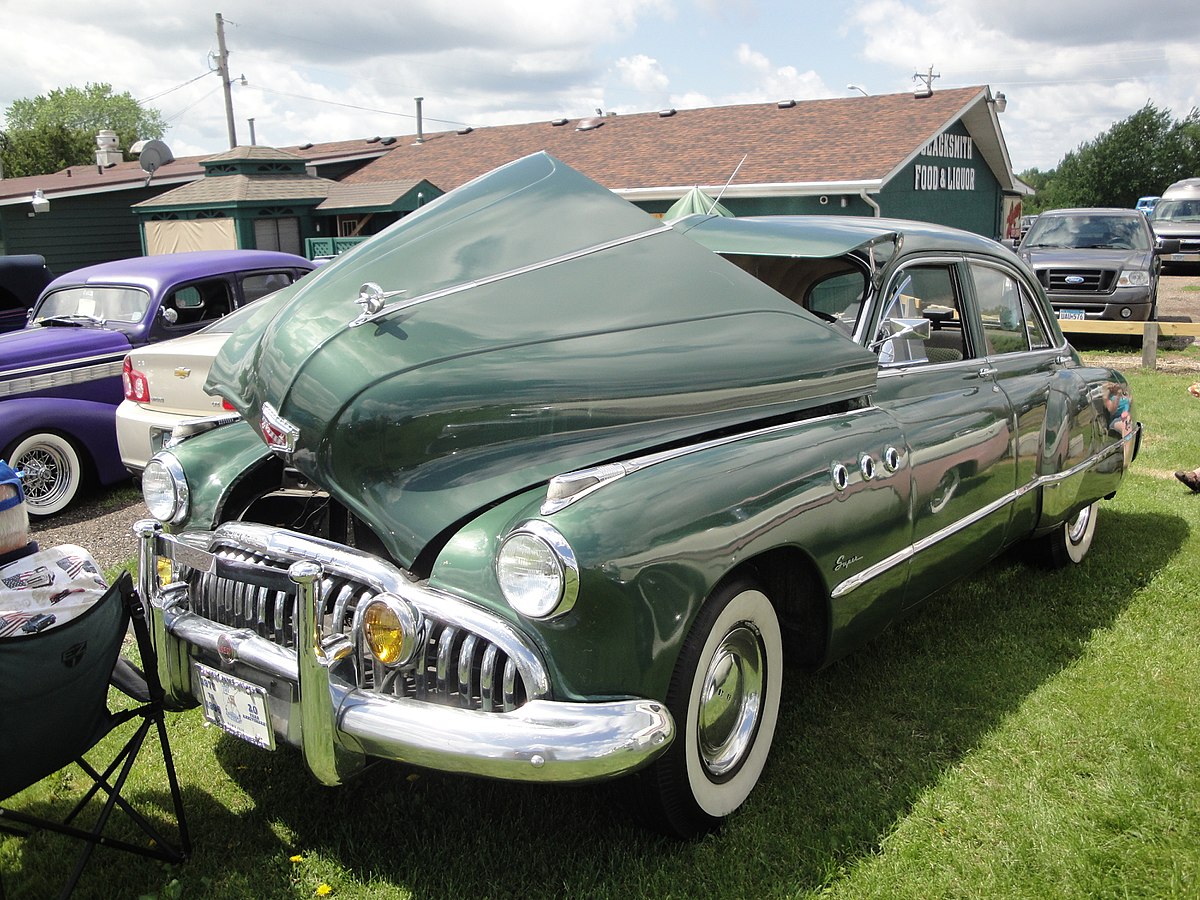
[1023,214,1151,251]
[32,286,150,324]
[1152,198,1200,223]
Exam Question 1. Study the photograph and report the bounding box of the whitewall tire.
[6,432,83,517]
[639,578,783,837]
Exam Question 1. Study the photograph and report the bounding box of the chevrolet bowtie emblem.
[174,367,192,378]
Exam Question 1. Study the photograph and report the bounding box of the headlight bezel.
[1117,269,1151,288]
[496,520,579,620]
[142,452,189,524]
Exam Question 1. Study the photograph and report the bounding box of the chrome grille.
[363,622,527,711]
[186,544,530,712]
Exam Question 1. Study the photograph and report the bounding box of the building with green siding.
[0,86,1025,275]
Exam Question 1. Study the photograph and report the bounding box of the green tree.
[0,82,167,178]
[1028,103,1200,212]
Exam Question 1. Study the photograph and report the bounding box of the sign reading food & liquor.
[914,132,977,191]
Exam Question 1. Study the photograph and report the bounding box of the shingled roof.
[343,86,1013,200]
[0,137,392,206]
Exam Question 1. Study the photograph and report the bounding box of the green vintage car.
[136,153,1138,837]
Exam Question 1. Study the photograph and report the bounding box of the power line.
[244,83,471,128]
[137,70,215,106]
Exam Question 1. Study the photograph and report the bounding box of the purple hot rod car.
[0,250,315,515]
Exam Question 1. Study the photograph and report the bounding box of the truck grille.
[1042,268,1115,293]
[187,545,531,712]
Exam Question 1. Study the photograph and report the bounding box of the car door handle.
[977,365,998,378]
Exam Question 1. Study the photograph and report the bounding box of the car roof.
[42,250,315,296]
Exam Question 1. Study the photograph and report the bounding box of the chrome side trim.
[351,223,675,328]
[0,356,125,398]
[543,406,878,514]
[831,429,1133,598]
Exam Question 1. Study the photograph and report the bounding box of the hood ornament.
[261,402,300,457]
[350,282,407,328]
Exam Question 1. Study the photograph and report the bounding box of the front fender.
[154,419,274,529]
[0,396,125,485]
[432,407,911,702]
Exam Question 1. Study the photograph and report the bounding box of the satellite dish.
[135,140,175,175]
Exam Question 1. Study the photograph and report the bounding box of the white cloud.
[615,55,670,93]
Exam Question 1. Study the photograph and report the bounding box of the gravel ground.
[29,486,147,572]
[27,271,1200,571]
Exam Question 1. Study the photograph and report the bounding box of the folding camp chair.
[0,571,190,899]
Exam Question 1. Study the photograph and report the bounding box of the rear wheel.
[637,578,782,838]
[6,432,83,516]
[1032,501,1098,567]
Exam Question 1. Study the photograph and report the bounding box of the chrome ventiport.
[831,462,849,491]
[859,454,876,481]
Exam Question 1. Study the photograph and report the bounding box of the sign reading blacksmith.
[915,131,977,191]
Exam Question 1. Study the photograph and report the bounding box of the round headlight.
[142,454,189,523]
[496,522,579,619]
[359,594,420,667]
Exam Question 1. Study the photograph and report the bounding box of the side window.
[162,278,233,327]
[807,271,866,327]
[241,270,298,305]
[970,263,1045,354]
[877,264,970,367]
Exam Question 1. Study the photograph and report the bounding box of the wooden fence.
[1058,319,1200,368]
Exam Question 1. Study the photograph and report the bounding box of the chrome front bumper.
[136,520,674,786]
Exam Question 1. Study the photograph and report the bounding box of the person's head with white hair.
[0,460,32,558]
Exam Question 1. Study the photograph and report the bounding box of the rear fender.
[1038,368,1129,526]
[0,397,124,485]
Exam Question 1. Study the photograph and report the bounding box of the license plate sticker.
[195,663,275,749]
[1058,309,1086,320]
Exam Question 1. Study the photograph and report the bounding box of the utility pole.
[215,12,238,148]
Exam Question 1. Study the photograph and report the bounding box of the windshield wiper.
[39,314,106,327]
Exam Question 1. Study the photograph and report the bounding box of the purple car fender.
[0,396,125,486]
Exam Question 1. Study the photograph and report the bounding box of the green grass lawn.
[3,363,1199,899]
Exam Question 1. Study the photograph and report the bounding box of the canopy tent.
[663,187,733,221]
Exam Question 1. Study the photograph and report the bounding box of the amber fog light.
[359,594,420,667]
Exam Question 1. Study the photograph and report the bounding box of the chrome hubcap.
[16,446,68,505]
[1067,504,1092,544]
[698,623,765,778]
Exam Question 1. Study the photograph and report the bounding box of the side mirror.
[870,316,932,351]
[1156,238,1181,255]
[159,306,179,325]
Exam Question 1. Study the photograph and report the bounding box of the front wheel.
[637,578,783,838]
[5,432,84,516]
[1032,500,1098,568]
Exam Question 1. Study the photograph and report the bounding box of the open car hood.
[209,153,878,565]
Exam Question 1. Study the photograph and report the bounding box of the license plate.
[1058,309,1086,320]
[195,663,275,749]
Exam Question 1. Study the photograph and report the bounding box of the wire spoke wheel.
[7,433,82,516]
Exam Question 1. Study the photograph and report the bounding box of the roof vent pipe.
[414,97,425,144]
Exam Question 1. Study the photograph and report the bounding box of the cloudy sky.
[1,0,1197,173]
